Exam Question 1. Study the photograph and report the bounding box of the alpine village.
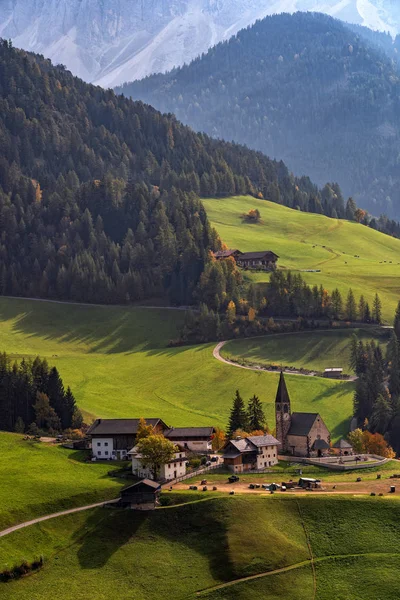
[2,3,400,600]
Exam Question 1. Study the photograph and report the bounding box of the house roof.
[165,427,214,439]
[87,418,167,436]
[312,439,330,450]
[288,413,319,436]
[121,479,161,494]
[239,251,279,260]
[333,438,353,449]
[247,435,280,447]
[214,249,241,258]
[276,371,291,405]
[227,438,255,453]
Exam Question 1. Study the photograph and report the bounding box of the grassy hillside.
[0,432,125,530]
[202,196,400,323]
[0,297,354,439]
[221,328,390,374]
[2,496,400,599]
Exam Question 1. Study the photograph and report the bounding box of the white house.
[164,427,214,453]
[128,445,188,482]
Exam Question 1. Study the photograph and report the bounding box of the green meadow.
[0,297,354,438]
[2,496,400,599]
[221,328,390,373]
[202,196,400,323]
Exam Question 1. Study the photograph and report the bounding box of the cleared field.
[0,297,354,438]
[202,196,400,323]
[221,328,391,373]
[2,496,400,600]
[0,432,125,530]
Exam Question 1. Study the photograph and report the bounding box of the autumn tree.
[34,392,61,431]
[136,417,154,441]
[211,427,226,451]
[135,435,176,480]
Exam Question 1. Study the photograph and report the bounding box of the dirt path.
[0,295,192,311]
[0,499,118,539]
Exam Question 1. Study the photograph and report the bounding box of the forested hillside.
[121,12,400,220]
[0,38,351,306]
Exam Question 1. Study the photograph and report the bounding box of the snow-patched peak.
[1,0,400,87]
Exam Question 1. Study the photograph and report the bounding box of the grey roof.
[214,249,241,258]
[276,371,290,405]
[165,427,214,439]
[288,413,319,436]
[121,479,161,493]
[239,251,279,260]
[229,438,255,453]
[87,418,166,436]
[312,439,330,450]
[333,438,353,449]
[248,435,280,447]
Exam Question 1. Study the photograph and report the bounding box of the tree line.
[350,302,400,455]
[0,353,81,434]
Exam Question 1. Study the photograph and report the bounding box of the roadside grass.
[2,496,400,599]
[202,196,400,323]
[0,297,354,436]
[221,328,390,374]
[0,432,125,530]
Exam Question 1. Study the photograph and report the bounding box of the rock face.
[1,0,400,86]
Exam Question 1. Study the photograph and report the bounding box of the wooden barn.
[214,249,242,261]
[119,479,161,510]
[236,251,278,271]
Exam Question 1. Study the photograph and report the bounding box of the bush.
[190,458,201,469]
[159,495,173,506]
[0,557,43,582]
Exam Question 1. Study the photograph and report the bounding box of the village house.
[236,251,279,271]
[87,418,169,460]
[214,249,242,261]
[275,372,331,457]
[128,445,188,481]
[222,435,280,473]
[119,479,161,510]
[165,427,215,453]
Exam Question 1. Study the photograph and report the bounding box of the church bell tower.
[275,371,292,452]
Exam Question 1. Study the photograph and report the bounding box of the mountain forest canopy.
[120,11,400,221]
[0,38,363,307]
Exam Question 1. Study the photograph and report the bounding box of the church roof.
[275,371,290,404]
[312,438,330,450]
[288,413,319,436]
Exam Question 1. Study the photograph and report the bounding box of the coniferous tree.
[394,301,400,339]
[227,390,248,438]
[345,289,357,321]
[247,395,266,432]
[372,293,382,324]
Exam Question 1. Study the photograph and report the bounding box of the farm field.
[0,297,354,438]
[221,328,391,374]
[0,432,125,530]
[2,496,400,599]
[202,196,400,323]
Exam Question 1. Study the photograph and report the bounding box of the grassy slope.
[221,328,390,373]
[0,432,125,530]
[0,297,354,438]
[2,496,400,600]
[202,196,400,323]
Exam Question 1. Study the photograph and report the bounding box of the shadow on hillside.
[0,300,185,355]
[75,503,235,581]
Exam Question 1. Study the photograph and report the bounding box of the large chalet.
[214,249,278,271]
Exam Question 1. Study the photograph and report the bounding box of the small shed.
[332,438,353,456]
[298,477,321,489]
[324,368,343,379]
[119,479,161,510]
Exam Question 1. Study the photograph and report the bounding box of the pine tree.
[227,390,248,438]
[358,295,366,322]
[247,395,266,432]
[345,289,357,321]
[387,332,400,398]
[394,301,400,339]
[372,293,382,324]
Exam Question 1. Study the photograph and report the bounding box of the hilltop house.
[222,435,280,473]
[214,249,242,261]
[87,418,169,460]
[275,372,331,457]
[129,445,188,481]
[119,479,161,510]
[237,251,278,271]
[165,427,215,453]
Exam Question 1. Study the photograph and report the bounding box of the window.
[98,451,101,456]
[105,451,108,456]
[180,462,182,467]
[104,442,108,447]
[97,442,101,447]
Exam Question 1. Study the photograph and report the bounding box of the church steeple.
[275,371,291,452]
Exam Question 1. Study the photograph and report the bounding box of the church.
[275,372,331,457]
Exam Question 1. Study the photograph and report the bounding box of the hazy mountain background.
[120,12,400,219]
[2,1,400,88]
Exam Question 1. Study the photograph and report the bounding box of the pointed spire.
[275,371,290,404]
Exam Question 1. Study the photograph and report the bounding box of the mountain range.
[2,1,400,87]
[120,11,400,219]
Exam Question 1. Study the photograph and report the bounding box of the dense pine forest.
[121,12,400,221]
[0,38,364,306]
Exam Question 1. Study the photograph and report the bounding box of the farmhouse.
[214,249,242,260]
[119,479,161,510]
[275,372,331,457]
[165,427,215,453]
[222,434,280,473]
[129,445,188,481]
[236,251,278,271]
[87,418,169,460]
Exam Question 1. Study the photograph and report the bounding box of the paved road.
[0,499,118,539]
